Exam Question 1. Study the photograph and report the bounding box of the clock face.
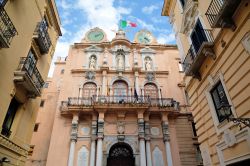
[137,31,153,44]
[87,30,104,42]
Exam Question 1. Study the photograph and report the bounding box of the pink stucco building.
[26,28,202,166]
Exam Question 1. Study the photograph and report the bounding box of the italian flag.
[120,20,137,28]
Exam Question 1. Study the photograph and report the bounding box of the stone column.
[68,115,78,166]
[138,118,146,166]
[102,70,107,95]
[162,121,173,166]
[135,71,139,95]
[145,122,152,166]
[96,116,104,166]
[89,120,97,166]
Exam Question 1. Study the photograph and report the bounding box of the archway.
[107,142,135,166]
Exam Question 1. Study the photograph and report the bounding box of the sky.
[49,0,175,76]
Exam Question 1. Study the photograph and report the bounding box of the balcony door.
[82,83,97,98]
[144,83,158,98]
[113,81,128,102]
[191,19,207,54]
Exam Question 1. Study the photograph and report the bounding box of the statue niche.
[116,53,125,70]
[89,55,97,69]
[145,57,152,71]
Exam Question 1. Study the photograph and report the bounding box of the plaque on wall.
[151,127,160,136]
[77,146,89,166]
[80,127,90,136]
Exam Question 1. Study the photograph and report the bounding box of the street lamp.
[219,102,250,128]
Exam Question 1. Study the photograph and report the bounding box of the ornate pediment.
[110,45,130,53]
[140,47,156,54]
[180,0,198,35]
[84,45,103,53]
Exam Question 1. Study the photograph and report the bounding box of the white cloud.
[157,33,176,44]
[142,5,159,14]
[49,0,132,77]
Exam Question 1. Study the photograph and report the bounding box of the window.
[0,0,7,6]
[83,83,97,97]
[179,0,186,7]
[1,97,21,137]
[210,81,232,122]
[25,49,37,76]
[113,81,128,96]
[61,69,65,74]
[43,82,49,88]
[34,123,39,132]
[192,122,197,137]
[40,100,45,107]
[144,83,158,98]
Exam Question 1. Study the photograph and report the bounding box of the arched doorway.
[107,142,135,166]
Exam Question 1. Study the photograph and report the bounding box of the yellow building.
[0,0,61,165]
[162,0,250,165]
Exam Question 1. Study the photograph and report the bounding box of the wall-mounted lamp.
[220,102,250,129]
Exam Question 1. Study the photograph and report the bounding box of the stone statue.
[145,57,152,71]
[89,56,96,69]
[117,54,124,69]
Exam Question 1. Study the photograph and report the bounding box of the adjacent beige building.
[162,0,250,165]
[0,0,61,165]
[27,28,202,166]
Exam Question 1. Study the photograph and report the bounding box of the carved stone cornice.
[180,0,198,35]
[0,135,29,157]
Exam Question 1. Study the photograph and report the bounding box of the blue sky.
[49,0,175,76]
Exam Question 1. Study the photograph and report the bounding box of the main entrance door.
[107,143,135,166]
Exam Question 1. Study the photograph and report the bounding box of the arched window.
[89,55,97,69]
[144,83,158,98]
[113,81,128,96]
[83,83,97,98]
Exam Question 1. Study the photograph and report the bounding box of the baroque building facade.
[27,28,201,166]
[162,0,250,165]
[0,0,61,165]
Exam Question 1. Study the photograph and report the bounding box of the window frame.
[0,0,8,7]
[210,81,232,123]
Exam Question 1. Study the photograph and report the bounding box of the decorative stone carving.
[103,47,108,65]
[71,121,78,141]
[97,120,104,138]
[145,72,155,81]
[85,71,95,80]
[201,146,212,166]
[77,146,89,166]
[138,119,145,138]
[151,127,160,136]
[117,54,124,70]
[80,127,90,136]
[162,122,170,141]
[117,122,125,134]
[180,0,198,35]
[223,129,236,147]
[153,146,164,166]
[89,55,96,69]
[145,57,152,71]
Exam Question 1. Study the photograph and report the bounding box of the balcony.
[60,96,179,114]
[205,0,241,30]
[13,57,44,98]
[0,7,17,48]
[182,29,215,80]
[33,20,51,54]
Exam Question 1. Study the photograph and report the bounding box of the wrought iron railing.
[93,95,150,105]
[182,29,214,74]
[17,57,44,91]
[205,0,224,26]
[0,7,17,48]
[61,96,180,110]
[35,20,51,54]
